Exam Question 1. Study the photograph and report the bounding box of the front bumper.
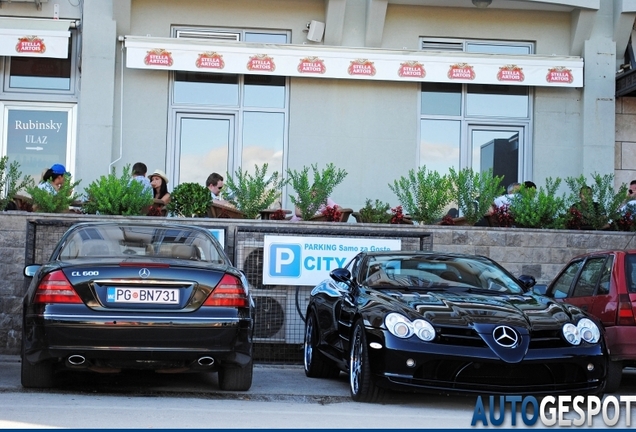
[363,328,607,395]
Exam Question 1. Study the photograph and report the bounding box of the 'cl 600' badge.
[492,325,519,348]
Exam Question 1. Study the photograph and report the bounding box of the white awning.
[0,17,72,58]
[124,35,583,88]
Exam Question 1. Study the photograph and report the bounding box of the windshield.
[57,224,227,264]
[360,254,524,294]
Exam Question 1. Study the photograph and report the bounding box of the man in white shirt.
[131,162,152,194]
[493,182,521,208]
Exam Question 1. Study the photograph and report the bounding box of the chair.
[208,201,246,219]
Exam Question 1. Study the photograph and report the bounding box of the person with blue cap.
[38,163,69,194]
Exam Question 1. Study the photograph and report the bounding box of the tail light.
[33,270,82,304]
[203,274,248,307]
[617,294,636,325]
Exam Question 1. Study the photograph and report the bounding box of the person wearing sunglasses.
[618,180,636,217]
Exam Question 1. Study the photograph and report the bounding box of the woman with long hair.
[148,169,170,205]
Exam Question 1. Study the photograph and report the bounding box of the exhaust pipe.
[67,354,86,366]
[198,356,215,366]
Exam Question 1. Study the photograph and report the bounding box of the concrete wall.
[615,96,636,186]
[0,211,631,355]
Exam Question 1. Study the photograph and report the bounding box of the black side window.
[626,254,636,293]
[551,260,583,298]
[596,255,613,295]
[571,257,606,297]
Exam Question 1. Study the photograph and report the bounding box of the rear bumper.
[604,326,636,361]
[23,311,253,370]
[365,328,607,396]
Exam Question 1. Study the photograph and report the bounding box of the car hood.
[373,288,581,331]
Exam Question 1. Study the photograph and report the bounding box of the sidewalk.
[0,355,351,401]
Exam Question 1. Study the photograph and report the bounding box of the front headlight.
[562,322,581,345]
[577,318,600,344]
[385,313,435,341]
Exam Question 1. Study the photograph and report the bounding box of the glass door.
[467,125,525,188]
[172,113,235,186]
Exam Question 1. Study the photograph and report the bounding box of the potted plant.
[389,166,452,225]
[167,182,211,217]
[448,167,504,225]
[27,173,81,213]
[82,165,153,216]
[354,199,392,223]
[224,163,285,219]
[286,163,347,221]
[508,177,567,229]
[564,173,626,230]
[0,156,34,211]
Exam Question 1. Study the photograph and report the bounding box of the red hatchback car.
[542,250,636,392]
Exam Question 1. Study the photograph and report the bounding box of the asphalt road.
[1,355,635,429]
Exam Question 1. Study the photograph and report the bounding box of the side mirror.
[517,274,536,289]
[330,268,351,283]
[24,265,41,278]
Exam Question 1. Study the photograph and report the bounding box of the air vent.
[176,31,240,41]
[421,39,464,52]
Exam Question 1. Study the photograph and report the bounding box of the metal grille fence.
[23,218,432,364]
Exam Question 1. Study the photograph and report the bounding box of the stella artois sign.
[448,63,476,80]
[497,65,525,82]
[196,52,225,70]
[15,36,45,55]
[546,66,574,84]
[247,54,275,72]
[144,49,173,67]
[398,61,426,78]
[348,59,376,76]
[298,57,326,74]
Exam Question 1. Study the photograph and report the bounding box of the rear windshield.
[57,224,227,264]
[625,254,636,293]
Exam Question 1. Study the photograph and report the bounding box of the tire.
[218,359,253,391]
[349,319,384,403]
[304,312,340,379]
[21,339,54,389]
[605,360,623,393]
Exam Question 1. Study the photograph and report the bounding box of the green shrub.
[448,167,504,225]
[357,199,392,223]
[0,156,34,210]
[225,163,285,219]
[83,165,153,216]
[389,166,452,224]
[27,174,81,213]
[508,177,567,229]
[167,182,211,217]
[287,163,347,221]
[564,173,626,230]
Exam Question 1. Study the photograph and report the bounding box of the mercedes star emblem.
[139,268,150,279]
[492,325,519,348]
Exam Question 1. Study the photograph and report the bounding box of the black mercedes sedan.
[21,222,254,391]
[303,251,607,402]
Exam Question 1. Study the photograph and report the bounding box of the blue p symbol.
[269,244,301,277]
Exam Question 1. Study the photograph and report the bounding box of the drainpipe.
[109,36,125,172]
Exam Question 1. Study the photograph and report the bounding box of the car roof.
[67,221,211,234]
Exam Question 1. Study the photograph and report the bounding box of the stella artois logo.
[546,66,574,84]
[144,49,173,67]
[497,65,525,82]
[398,61,426,78]
[196,52,225,70]
[15,36,45,54]
[298,57,326,74]
[348,59,376,76]
[247,54,275,72]
[448,63,475,80]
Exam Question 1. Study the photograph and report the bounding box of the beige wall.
[615,97,636,187]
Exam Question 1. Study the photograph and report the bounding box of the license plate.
[106,287,179,304]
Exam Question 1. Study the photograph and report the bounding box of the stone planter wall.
[0,211,632,355]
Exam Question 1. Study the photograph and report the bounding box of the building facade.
[0,0,634,210]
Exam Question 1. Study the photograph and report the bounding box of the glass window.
[597,255,613,295]
[466,43,532,55]
[245,33,287,43]
[6,36,74,92]
[173,72,239,106]
[421,83,461,116]
[625,254,636,293]
[551,260,583,299]
[420,119,460,174]
[244,75,285,108]
[242,111,284,176]
[572,257,606,298]
[467,85,529,118]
